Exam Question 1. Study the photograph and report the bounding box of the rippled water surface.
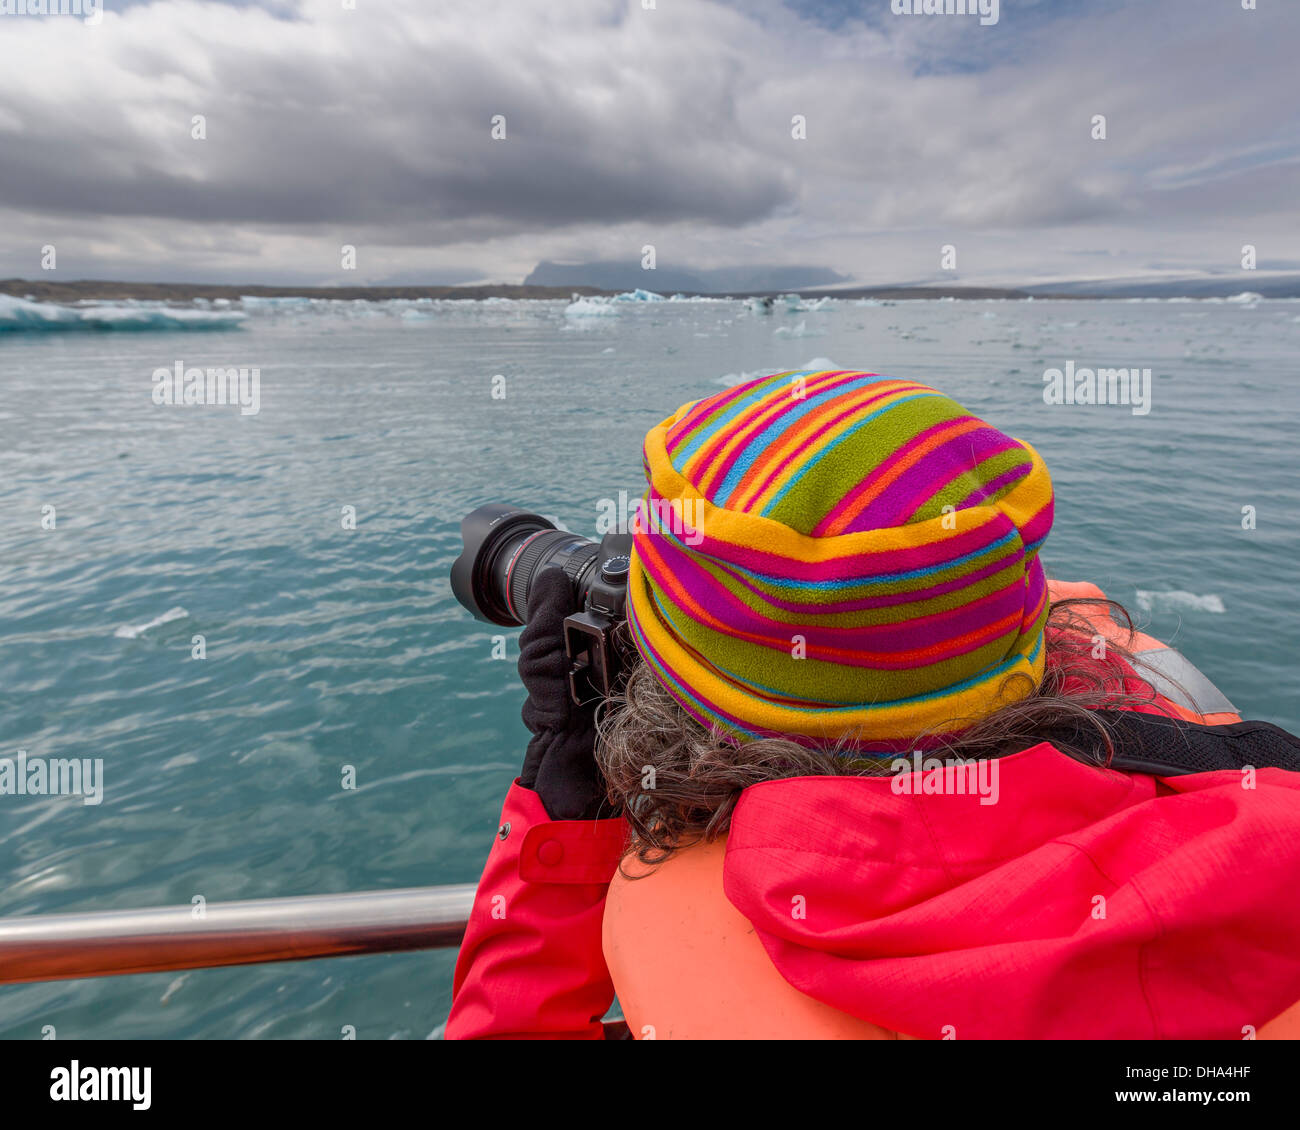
[1,293,1297,1037]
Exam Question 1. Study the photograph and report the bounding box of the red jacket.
[446,782,625,1040]
[447,749,1300,1039]
[448,587,1300,1039]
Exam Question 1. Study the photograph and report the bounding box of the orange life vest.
[603,580,1300,1039]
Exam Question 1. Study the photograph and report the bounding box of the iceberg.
[0,294,246,333]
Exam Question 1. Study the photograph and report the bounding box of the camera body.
[450,504,633,705]
[562,543,632,705]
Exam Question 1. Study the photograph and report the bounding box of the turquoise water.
[1,293,1297,1038]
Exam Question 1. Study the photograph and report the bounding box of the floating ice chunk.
[774,319,823,338]
[0,295,245,333]
[238,295,313,309]
[773,294,835,313]
[115,606,190,639]
[715,357,839,385]
[563,296,619,318]
[1135,590,1225,614]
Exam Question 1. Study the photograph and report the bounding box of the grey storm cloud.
[0,0,797,229]
[0,0,1296,285]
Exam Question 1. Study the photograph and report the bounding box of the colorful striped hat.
[625,369,1054,752]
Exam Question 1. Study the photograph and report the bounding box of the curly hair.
[596,596,1161,871]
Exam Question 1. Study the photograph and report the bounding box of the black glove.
[517,567,611,821]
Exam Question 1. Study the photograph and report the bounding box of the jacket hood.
[722,743,1300,1038]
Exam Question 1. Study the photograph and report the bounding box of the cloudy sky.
[0,0,1295,288]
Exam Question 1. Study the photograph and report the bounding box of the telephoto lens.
[450,504,604,626]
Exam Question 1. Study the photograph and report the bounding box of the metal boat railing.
[0,885,477,984]
[0,885,632,1037]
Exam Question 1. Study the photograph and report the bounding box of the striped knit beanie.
[625,369,1054,752]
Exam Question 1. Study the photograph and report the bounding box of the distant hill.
[1022,273,1300,299]
[524,260,849,294]
[0,279,605,303]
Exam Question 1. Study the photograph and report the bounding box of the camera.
[450,504,633,705]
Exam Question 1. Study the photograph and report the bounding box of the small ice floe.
[238,295,313,310]
[772,294,834,313]
[114,606,190,639]
[714,357,840,385]
[1135,591,1225,614]
[160,974,189,1005]
[715,368,764,385]
[563,296,618,318]
[774,320,820,338]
